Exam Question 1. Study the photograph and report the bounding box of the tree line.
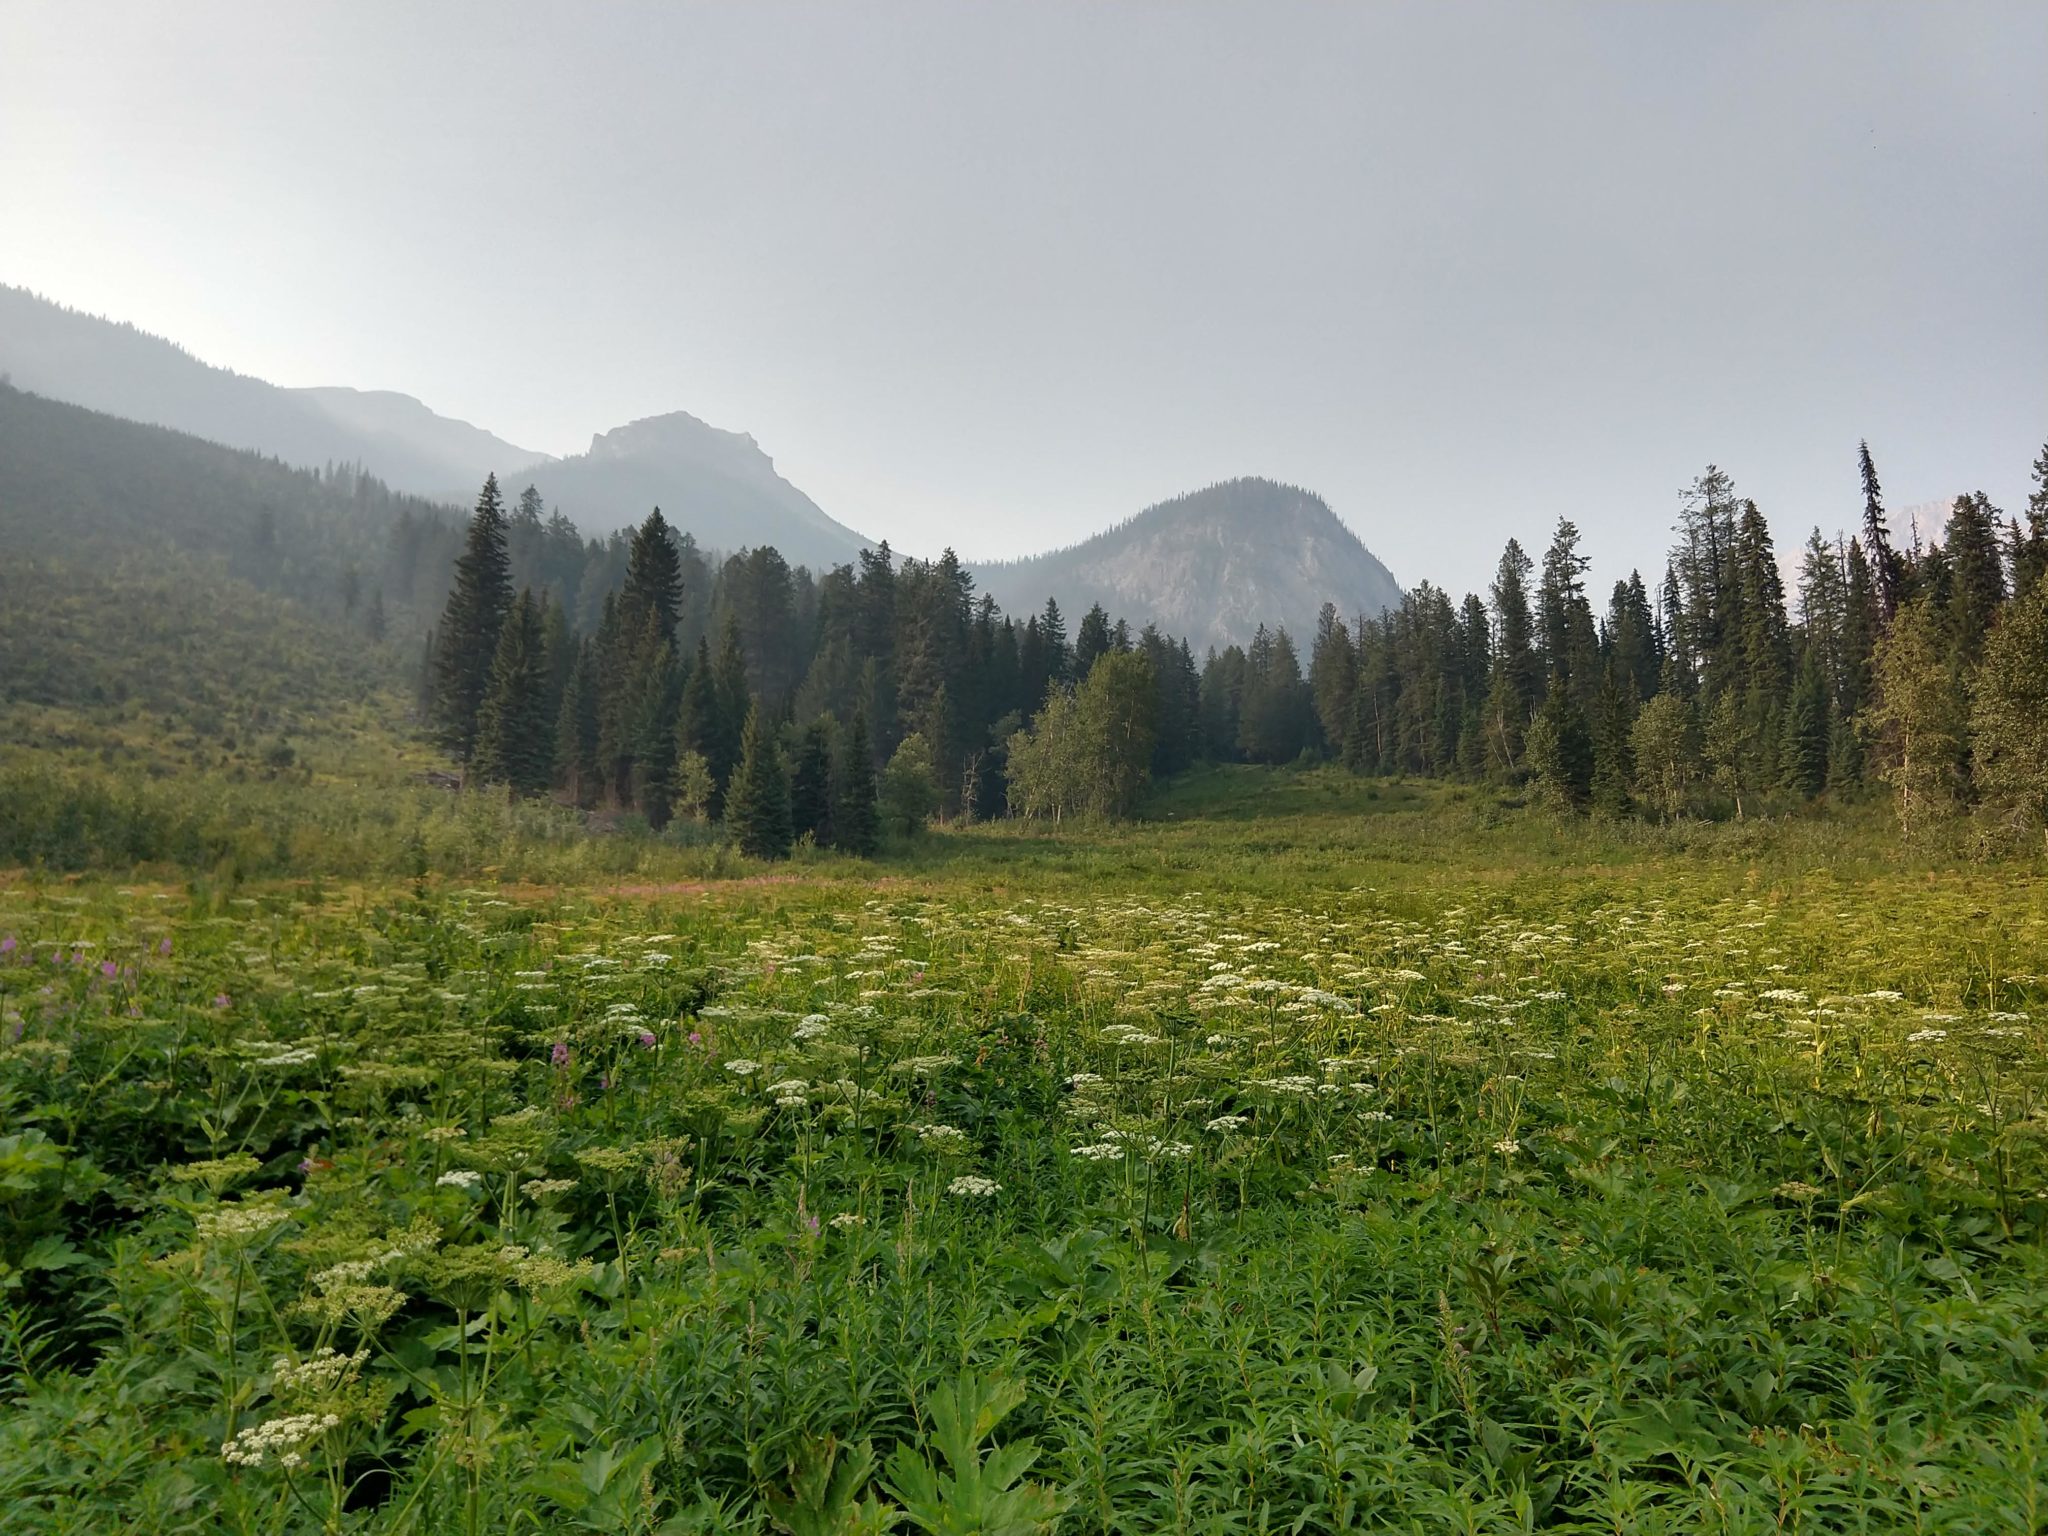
[429,439,2048,854]
[426,477,1208,855]
[1300,443,2048,841]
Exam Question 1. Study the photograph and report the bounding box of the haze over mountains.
[0,286,1403,645]
[979,481,1402,654]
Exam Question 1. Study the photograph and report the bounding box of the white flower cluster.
[1070,1142,1124,1162]
[1205,1114,1248,1133]
[1905,1028,1948,1043]
[435,1169,482,1191]
[222,1412,341,1469]
[194,1202,291,1244]
[914,1123,970,1151]
[725,1058,763,1076]
[271,1347,364,1400]
[946,1174,1001,1198]
[828,1211,864,1229]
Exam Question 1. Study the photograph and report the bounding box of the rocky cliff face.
[978,477,1402,652]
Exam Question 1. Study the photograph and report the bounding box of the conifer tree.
[554,640,601,807]
[1039,598,1070,694]
[618,508,684,648]
[472,588,552,796]
[1860,441,1904,623]
[1074,603,1112,678]
[1484,540,1540,775]
[1526,675,1594,810]
[833,706,882,857]
[1969,577,2048,844]
[2015,444,2048,599]
[725,704,793,859]
[433,474,513,761]
[1589,669,1635,817]
[710,615,750,804]
[790,716,836,845]
[1941,492,2006,670]
[1779,651,1830,799]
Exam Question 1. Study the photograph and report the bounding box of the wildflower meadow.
[2,783,2044,1533]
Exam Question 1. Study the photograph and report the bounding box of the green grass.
[1,777,2044,1533]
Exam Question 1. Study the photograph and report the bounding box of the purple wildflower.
[0,936,15,957]
[158,938,173,956]
[688,1030,702,1047]
[637,1030,656,1049]
[100,960,118,979]
[550,1041,570,1068]
[213,993,232,1009]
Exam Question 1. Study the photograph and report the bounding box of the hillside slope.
[0,285,548,493]
[978,477,1402,652]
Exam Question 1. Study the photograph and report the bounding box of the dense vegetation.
[2,778,2042,1533]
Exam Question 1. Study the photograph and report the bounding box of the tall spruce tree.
[725,704,793,859]
[1484,539,1540,775]
[1590,668,1635,817]
[790,716,836,846]
[472,588,552,796]
[1860,441,1904,623]
[554,640,601,807]
[433,474,514,762]
[1526,675,1594,810]
[834,706,882,857]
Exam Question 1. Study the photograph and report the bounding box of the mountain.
[0,285,549,494]
[501,410,872,570]
[977,478,1402,653]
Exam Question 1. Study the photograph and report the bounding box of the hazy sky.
[5,1,2044,598]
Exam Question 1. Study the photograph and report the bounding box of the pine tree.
[711,615,751,803]
[1589,668,1635,817]
[472,589,552,796]
[1074,603,1112,678]
[724,704,793,859]
[833,706,882,857]
[1039,598,1070,695]
[618,508,684,648]
[1526,675,1594,810]
[1941,492,2006,670]
[433,474,513,762]
[790,716,835,846]
[2014,444,2048,599]
[554,640,601,807]
[1860,441,1904,623]
[1484,539,1540,775]
[1969,577,2048,844]
[1779,651,1830,799]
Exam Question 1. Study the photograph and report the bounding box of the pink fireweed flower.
[637,1031,656,1049]
[550,1041,570,1068]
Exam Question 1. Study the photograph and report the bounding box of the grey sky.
[5,1,2043,600]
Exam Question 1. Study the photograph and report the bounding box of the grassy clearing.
[1,779,2044,1533]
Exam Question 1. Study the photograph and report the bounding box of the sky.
[4,0,2044,600]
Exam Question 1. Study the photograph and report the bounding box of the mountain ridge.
[977,477,1402,653]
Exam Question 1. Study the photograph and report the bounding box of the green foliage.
[432,475,513,761]
[879,733,940,838]
[883,1373,1066,1535]
[726,704,794,860]
[833,709,881,858]
[0,795,2044,1533]
[473,590,554,796]
[1526,677,1593,811]
[1971,579,2048,842]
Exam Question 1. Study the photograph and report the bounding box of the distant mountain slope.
[506,410,871,571]
[978,478,1402,652]
[0,285,548,493]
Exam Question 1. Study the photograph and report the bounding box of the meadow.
[2,773,2044,1534]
